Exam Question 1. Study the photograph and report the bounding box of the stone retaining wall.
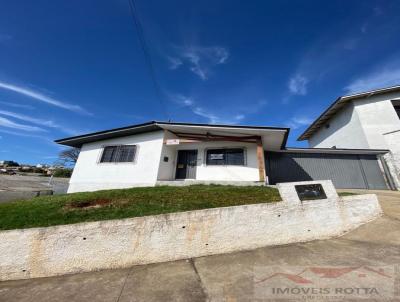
[0,184,381,281]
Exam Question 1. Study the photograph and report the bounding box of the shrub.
[53,168,73,178]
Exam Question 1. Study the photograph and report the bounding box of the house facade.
[56,122,288,193]
[57,118,394,193]
[298,85,400,188]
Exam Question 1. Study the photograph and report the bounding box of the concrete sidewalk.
[1,191,399,301]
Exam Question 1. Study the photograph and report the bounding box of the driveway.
[0,174,69,202]
[1,190,399,301]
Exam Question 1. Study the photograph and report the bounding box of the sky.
[1,0,400,164]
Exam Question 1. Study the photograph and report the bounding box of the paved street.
[1,190,399,301]
[0,174,69,193]
[0,174,69,202]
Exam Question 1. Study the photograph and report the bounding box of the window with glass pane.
[226,149,245,165]
[206,149,225,165]
[100,146,117,163]
[117,145,136,162]
[394,106,400,119]
[206,148,244,165]
[100,145,136,163]
[391,100,400,119]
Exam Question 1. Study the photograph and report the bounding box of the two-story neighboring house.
[298,85,400,188]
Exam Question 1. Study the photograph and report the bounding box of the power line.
[127,0,170,120]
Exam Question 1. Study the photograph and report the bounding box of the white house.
[56,121,289,193]
[298,85,400,188]
[57,118,395,193]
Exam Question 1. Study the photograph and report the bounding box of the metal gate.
[175,150,198,179]
[266,152,389,190]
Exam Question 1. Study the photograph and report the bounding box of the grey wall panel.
[266,152,388,190]
[359,155,387,190]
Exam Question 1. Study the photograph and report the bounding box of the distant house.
[0,160,19,167]
[56,120,393,193]
[298,85,400,189]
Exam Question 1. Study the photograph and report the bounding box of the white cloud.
[287,116,313,129]
[286,11,394,100]
[192,107,244,124]
[0,129,59,148]
[0,128,48,140]
[181,49,206,79]
[172,94,195,106]
[0,110,78,135]
[0,81,90,115]
[0,101,34,109]
[288,74,309,96]
[167,56,183,70]
[170,93,245,124]
[0,110,57,127]
[213,47,229,64]
[168,45,229,80]
[0,116,46,132]
[344,66,400,94]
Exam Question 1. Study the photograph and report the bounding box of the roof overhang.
[54,121,161,148]
[55,121,290,150]
[298,85,400,141]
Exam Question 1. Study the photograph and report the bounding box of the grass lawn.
[0,185,281,230]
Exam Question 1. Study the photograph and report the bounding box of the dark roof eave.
[297,96,342,141]
[55,121,290,148]
[297,85,400,141]
[55,121,161,148]
[155,121,290,131]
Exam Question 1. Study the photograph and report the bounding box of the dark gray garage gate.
[265,150,390,190]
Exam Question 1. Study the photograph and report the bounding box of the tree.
[53,168,73,178]
[4,160,19,167]
[57,147,80,167]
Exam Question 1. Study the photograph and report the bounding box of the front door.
[175,150,198,179]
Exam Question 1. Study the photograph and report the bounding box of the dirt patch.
[64,198,132,211]
[66,199,113,210]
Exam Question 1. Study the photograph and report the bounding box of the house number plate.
[295,184,327,201]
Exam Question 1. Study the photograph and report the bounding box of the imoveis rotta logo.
[253,265,397,300]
